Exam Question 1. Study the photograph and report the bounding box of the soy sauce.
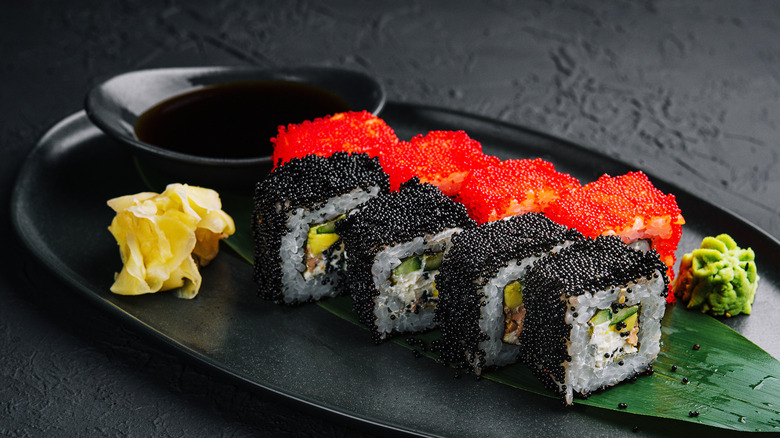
[134,80,351,159]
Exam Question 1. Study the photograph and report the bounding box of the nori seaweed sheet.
[520,235,669,401]
[434,213,584,372]
[336,178,476,342]
[252,152,389,303]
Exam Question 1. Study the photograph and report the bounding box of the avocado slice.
[306,216,346,255]
[423,252,444,271]
[394,256,422,276]
[589,308,612,326]
[308,230,340,255]
[503,280,524,310]
[622,312,639,332]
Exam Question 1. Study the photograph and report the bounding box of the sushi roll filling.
[502,280,525,344]
[389,252,443,315]
[372,227,463,336]
[588,301,641,368]
[303,215,345,280]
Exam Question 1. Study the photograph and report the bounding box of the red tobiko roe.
[379,130,499,196]
[544,171,685,303]
[271,111,399,168]
[457,158,581,224]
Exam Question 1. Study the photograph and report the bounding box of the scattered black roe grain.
[689,410,699,417]
[632,425,639,433]
[671,365,678,372]
[682,377,689,384]
[413,350,421,359]
[693,344,701,350]
[618,403,628,409]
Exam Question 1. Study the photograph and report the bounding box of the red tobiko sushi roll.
[379,130,499,196]
[271,111,398,168]
[456,158,581,224]
[544,171,685,302]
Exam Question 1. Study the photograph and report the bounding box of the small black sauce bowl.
[84,66,386,192]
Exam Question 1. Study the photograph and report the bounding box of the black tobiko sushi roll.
[252,152,389,304]
[520,235,669,405]
[336,178,476,343]
[434,213,583,375]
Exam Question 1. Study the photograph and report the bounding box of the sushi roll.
[252,152,389,304]
[520,235,669,405]
[379,130,499,196]
[271,111,399,168]
[456,158,581,224]
[544,171,684,302]
[435,213,584,375]
[337,178,476,343]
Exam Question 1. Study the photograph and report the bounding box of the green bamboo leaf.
[217,190,255,264]
[487,306,780,432]
[316,294,780,432]
[136,162,780,432]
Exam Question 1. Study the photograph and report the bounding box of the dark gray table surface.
[2,1,779,437]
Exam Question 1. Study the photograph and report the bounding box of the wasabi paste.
[673,234,758,317]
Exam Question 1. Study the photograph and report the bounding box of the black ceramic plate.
[11,104,780,438]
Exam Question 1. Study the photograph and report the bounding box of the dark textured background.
[2,1,779,436]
